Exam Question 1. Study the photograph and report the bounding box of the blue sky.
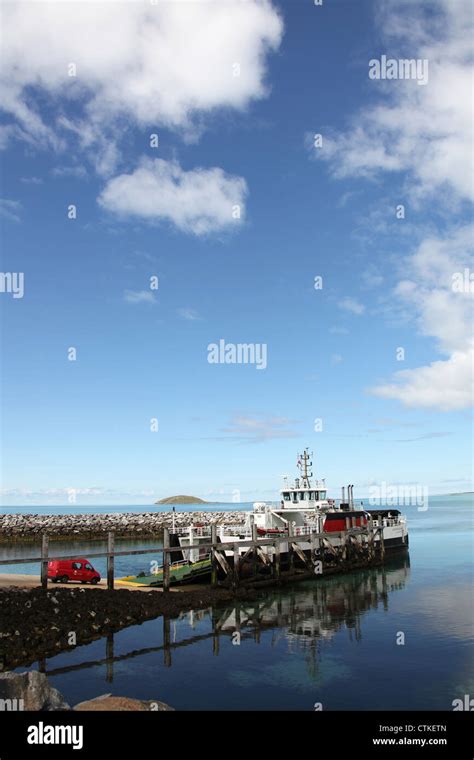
[0,0,472,506]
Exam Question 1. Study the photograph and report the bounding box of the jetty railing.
[0,516,387,592]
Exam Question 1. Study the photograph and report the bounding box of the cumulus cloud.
[314,0,473,203]
[0,198,22,222]
[51,165,87,179]
[124,289,156,304]
[178,308,201,321]
[20,176,43,185]
[0,0,283,170]
[219,415,300,443]
[370,225,474,411]
[99,158,247,235]
[339,297,365,315]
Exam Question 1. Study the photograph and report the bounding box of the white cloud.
[373,349,473,411]
[99,158,247,235]
[0,0,283,171]
[371,225,474,411]
[0,198,22,222]
[361,266,384,289]
[314,0,473,203]
[51,165,87,179]
[124,289,156,304]
[178,308,201,321]
[220,415,300,443]
[339,297,365,315]
[20,176,43,185]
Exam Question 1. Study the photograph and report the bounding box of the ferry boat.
[168,449,409,580]
[122,450,409,586]
[176,449,408,562]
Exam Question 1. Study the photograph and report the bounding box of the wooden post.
[106,633,114,683]
[41,534,49,589]
[233,543,240,589]
[274,538,281,581]
[211,524,217,588]
[251,522,257,578]
[288,523,294,574]
[310,531,317,571]
[163,616,171,667]
[213,622,220,656]
[107,532,115,590]
[340,529,347,562]
[379,526,385,561]
[163,528,170,592]
[368,517,374,560]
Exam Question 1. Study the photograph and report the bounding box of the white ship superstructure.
[175,449,409,565]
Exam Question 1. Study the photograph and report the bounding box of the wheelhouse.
[281,488,328,503]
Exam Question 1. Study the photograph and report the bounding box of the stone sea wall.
[0,511,246,541]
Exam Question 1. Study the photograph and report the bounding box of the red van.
[47,558,101,584]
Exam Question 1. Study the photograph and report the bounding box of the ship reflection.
[160,554,411,670]
[205,554,410,656]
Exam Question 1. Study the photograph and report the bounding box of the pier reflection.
[42,556,410,680]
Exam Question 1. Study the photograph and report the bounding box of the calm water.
[3,495,473,710]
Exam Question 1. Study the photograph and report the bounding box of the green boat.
[118,558,212,587]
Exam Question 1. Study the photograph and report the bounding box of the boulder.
[74,694,174,711]
[0,671,70,710]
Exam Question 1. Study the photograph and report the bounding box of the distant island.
[155,495,210,505]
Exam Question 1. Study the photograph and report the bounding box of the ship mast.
[297,448,313,488]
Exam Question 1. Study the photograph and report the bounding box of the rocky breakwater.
[0,510,246,542]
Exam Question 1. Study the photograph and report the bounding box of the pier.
[0,516,388,592]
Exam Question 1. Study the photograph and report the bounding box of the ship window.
[310,491,315,500]
[320,490,327,499]
[292,492,298,502]
[283,492,290,501]
[299,492,306,501]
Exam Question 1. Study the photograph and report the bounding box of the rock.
[74,695,174,711]
[0,510,245,540]
[0,671,71,711]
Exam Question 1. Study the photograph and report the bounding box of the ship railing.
[220,526,251,536]
[293,525,314,536]
[174,526,212,537]
[371,517,402,528]
[175,525,249,538]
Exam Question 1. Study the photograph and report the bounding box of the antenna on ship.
[297,448,313,488]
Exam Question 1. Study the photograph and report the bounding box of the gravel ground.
[0,585,259,670]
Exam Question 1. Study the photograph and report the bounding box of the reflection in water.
[42,556,410,683]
